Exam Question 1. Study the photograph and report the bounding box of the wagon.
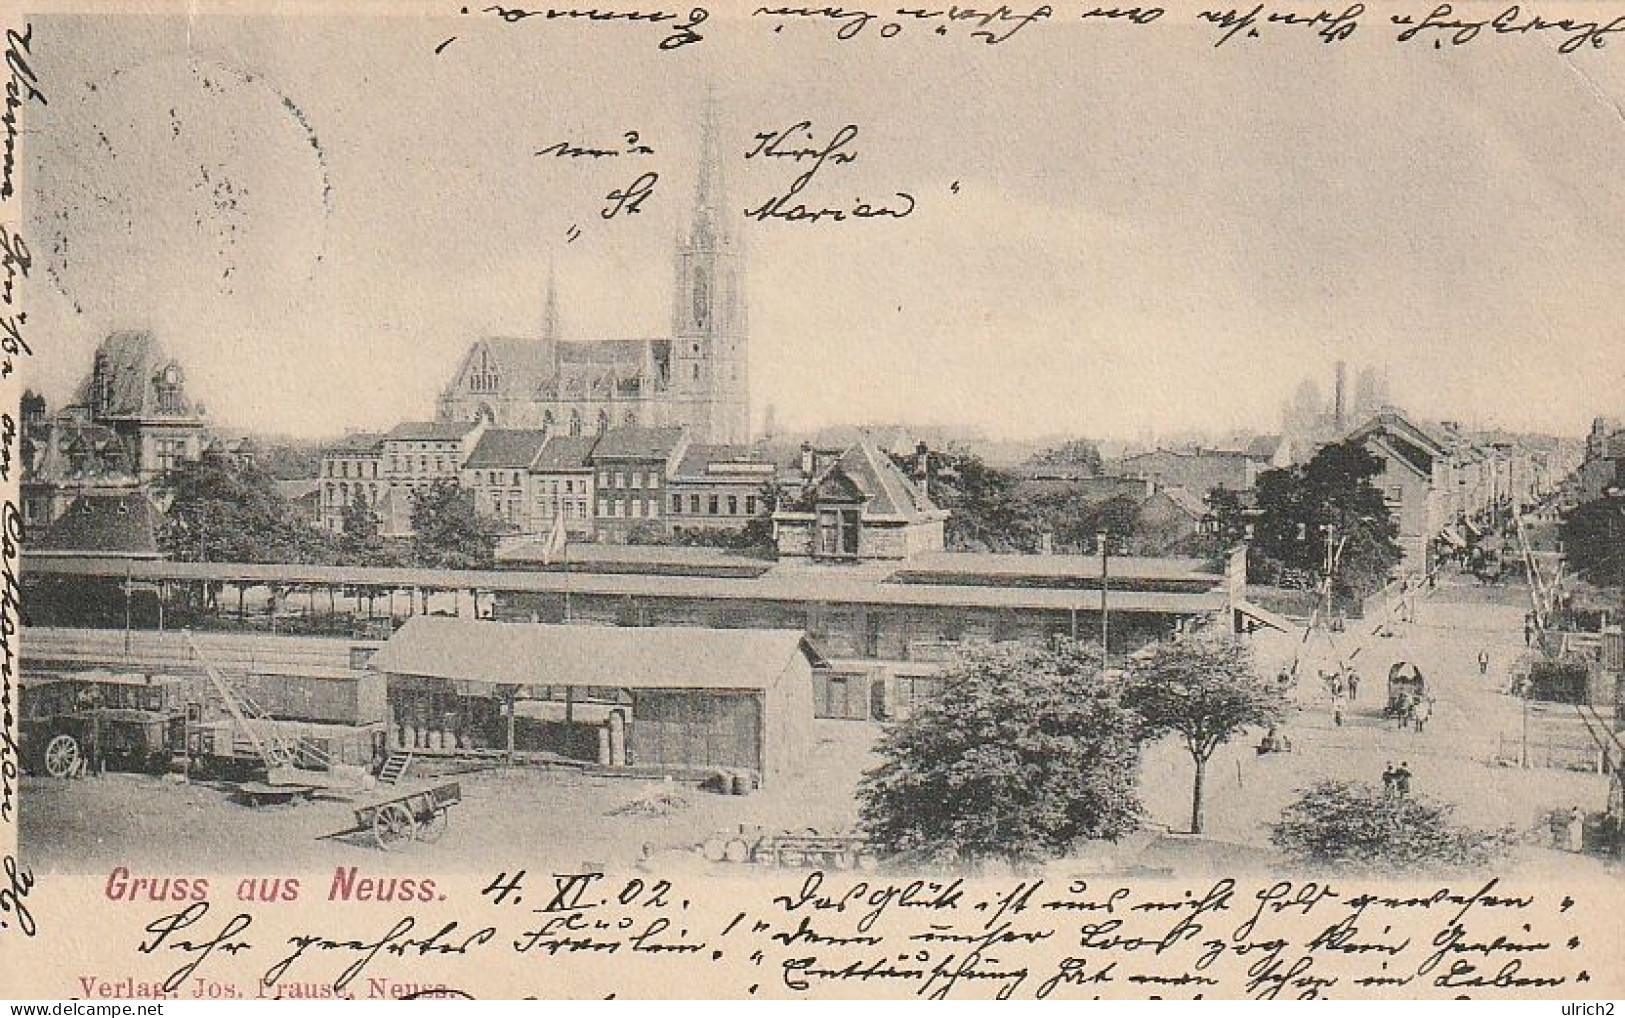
[325,782,462,851]
[1386,661,1425,715]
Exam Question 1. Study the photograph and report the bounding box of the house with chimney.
[772,439,949,563]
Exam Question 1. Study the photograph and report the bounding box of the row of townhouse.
[317,419,781,543]
[1345,409,1560,573]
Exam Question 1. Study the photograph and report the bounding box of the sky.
[22,3,1625,441]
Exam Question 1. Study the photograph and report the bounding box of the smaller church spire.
[543,263,560,343]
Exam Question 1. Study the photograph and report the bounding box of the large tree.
[858,639,1142,867]
[1251,440,1402,601]
[1271,780,1516,871]
[1560,497,1625,588]
[1123,632,1288,834]
[160,451,313,563]
[904,447,1036,552]
[409,479,496,569]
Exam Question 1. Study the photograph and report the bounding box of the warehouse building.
[367,616,820,784]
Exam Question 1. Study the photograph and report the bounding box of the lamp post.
[1098,530,1109,663]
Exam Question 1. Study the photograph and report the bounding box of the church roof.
[479,338,555,393]
[554,338,667,365]
[464,429,550,469]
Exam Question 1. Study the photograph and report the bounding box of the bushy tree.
[1123,632,1287,834]
[338,495,392,566]
[409,479,496,569]
[1271,780,1517,871]
[160,451,313,563]
[858,639,1142,866]
[1251,440,1402,601]
[1560,497,1625,587]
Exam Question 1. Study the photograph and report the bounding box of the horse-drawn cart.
[324,782,462,851]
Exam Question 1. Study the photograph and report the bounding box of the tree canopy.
[409,479,497,570]
[159,452,326,563]
[858,639,1143,866]
[1250,440,1402,601]
[1123,632,1288,834]
[1560,497,1625,588]
[1271,780,1516,871]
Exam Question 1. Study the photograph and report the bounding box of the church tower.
[671,92,749,444]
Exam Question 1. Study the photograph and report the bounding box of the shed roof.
[370,616,818,689]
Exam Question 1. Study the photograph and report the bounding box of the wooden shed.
[367,617,819,784]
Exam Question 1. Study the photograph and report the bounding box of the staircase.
[183,631,334,779]
[377,751,414,786]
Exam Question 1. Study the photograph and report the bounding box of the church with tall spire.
[435,96,749,445]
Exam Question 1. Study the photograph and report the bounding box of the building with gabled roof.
[772,438,949,563]
[589,427,690,543]
[31,491,164,560]
[461,428,550,533]
[369,616,818,781]
[22,332,209,530]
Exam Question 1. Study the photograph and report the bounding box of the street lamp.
[1098,530,1110,663]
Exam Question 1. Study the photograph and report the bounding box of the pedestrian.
[1567,806,1586,853]
[1414,696,1431,733]
[1478,649,1490,675]
[1348,670,1360,702]
[1394,761,1412,797]
[1382,761,1397,797]
[1331,689,1345,727]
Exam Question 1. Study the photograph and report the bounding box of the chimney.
[1333,361,1347,431]
[800,441,814,478]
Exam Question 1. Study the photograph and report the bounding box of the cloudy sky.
[23,3,1625,440]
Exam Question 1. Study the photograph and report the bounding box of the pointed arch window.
[569,410,582,437]
[597,408,610,434]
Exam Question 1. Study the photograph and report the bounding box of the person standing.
[1348,670,1360,702]
[1478,649,1490,675]
[1394,761,1412,797]
[1414,696,1431,733]
[1382,762,1397,797]
[1568,806,1586,853]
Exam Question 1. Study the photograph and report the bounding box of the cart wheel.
[418,807,449,844]
[373,802,417,851]
[44,734,81,778]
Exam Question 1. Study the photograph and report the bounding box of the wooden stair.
[377,751,413,786]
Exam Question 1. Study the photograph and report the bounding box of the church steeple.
[670,88,749,445]
[689,87,728,252]
[543,263,560,344]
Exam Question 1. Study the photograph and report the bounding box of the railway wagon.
[236,668,389,727]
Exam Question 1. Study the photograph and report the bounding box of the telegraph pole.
[1098,530,1110,663]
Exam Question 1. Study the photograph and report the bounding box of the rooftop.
[385,420,480,442]
[370,616,819,690]
[32,493,164,558]
[464,429,551,469]
[591,426,686,461]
